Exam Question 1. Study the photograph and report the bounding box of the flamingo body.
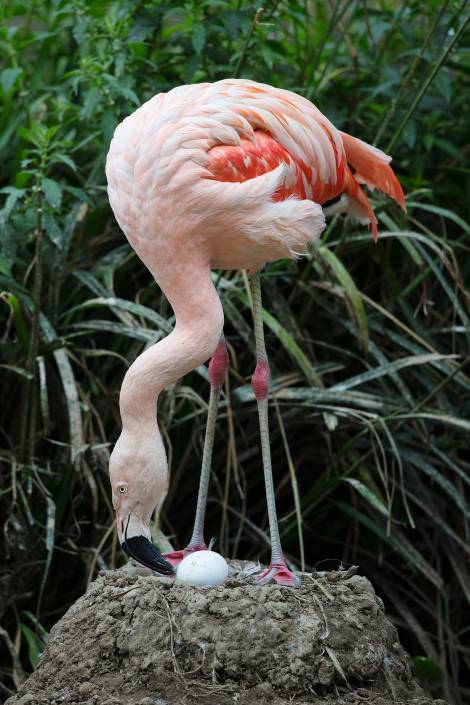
[105,79,405,579]
[106,79,404,272]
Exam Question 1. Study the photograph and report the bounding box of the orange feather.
[207,127,404,243]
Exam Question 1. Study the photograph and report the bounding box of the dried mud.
[7,561,445,705]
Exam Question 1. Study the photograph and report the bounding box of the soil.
[6,561,446,705]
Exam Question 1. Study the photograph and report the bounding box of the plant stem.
[233,6,265,78]
[26,183,45,462]
[374,0,451,147]
[311,0,361,99]
[374,0,410,67]
[386,8,470,152]
[304,0,345,101]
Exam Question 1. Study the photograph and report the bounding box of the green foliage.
[414,656,445,690]
[1,1,469,703]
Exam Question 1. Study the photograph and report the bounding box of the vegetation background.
[0,0,469,702]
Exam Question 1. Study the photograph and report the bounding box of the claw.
[255,561,300,587]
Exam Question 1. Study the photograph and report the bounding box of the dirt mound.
[7,561,444,705]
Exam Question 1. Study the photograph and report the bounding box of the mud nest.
[7,561,446,705]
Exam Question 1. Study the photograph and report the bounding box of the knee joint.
[251,355,270,401]
[208,339,229,388]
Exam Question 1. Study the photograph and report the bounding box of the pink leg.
[164,338,229,568]
[251,273,300,587]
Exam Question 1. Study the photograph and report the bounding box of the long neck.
[119,265,223,433]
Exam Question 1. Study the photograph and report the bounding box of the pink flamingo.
[105,79,405,587]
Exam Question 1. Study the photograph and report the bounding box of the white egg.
[176,550,229,587]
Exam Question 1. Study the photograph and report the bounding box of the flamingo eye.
[119,485,128,494]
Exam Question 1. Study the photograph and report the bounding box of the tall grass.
[0,1,469,702]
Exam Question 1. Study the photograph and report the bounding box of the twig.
[307,573,335,602]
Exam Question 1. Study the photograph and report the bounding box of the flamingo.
[105,79,405,587]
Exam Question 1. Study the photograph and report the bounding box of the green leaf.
[413,657,443,688]
[66,296,172,333]
[50,153,77,172]
[255,328,321,389]
[233,383,399,412]
[223,10,245,38]
[5,293,29,352]
[0,186,25,219]
[237,291,323,387]
[435,70,451,103]
[260,46,274,69]
[15,171,33,188]
[62,185,91,204]
[402,119,416,148]
[0,256,12,275]
[338,502,443,590]
[19,125,43,147]
[28,307,85,465]
[45,125,60,141]
[43,211,63,248]
[331,353,456,392]
[406,201,470,234]
[22,612,48,641]
[0,364,33,380]
[65,320,161,343]
[42,178,62,209]
[73,271,110,298]
[395,413,470,433]
[105,76,140,106]
[1,67,23,94]
[343,478,390,517]
[404,450,470,518]
[20,624,43,669]
[318,245,369,353]
[83,87,100,120]
[72,16,88,44]
[192,23,206,54]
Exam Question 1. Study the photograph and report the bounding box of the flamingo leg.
[250,272,300,588]
[164,337,228,567]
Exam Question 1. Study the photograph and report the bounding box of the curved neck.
[118,327,196,430]
[119,267,223,434]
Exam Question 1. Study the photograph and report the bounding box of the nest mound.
[7,561,445,705]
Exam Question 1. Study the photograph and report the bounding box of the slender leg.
[250,272,300,587]
[165,337,229,566]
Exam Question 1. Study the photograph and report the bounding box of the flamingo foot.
[255,560,301,588]
[163,543,207,567]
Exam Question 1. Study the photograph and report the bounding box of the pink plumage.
[105,79,405,586]
[107,79,404,261]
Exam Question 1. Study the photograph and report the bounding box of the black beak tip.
[121,536,175,576]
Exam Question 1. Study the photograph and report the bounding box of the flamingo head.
[109,429,174,576]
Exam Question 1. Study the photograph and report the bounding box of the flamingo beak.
[119,513,175,576]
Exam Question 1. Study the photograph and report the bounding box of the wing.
[207,129,345,206]
[203,80,405,240]
[107,79,405,247]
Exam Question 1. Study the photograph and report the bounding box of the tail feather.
[340,131,406,210]
[343,168,379,240]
